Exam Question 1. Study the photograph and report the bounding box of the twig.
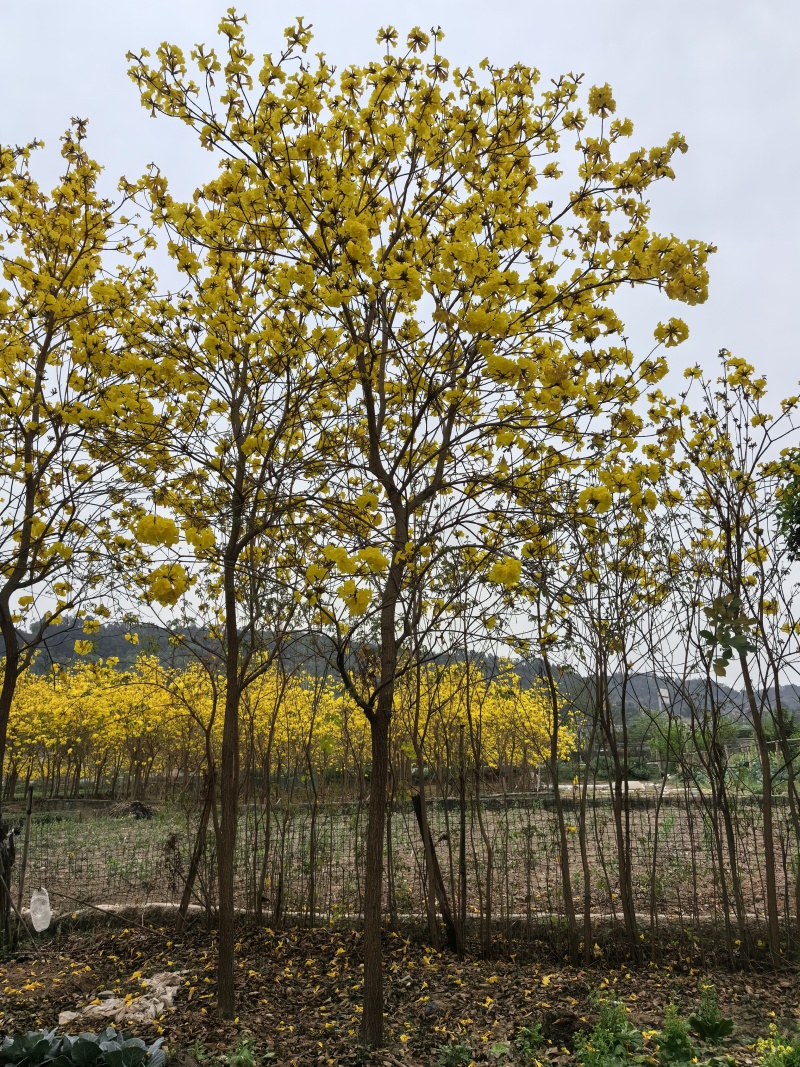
[47,888,145,926]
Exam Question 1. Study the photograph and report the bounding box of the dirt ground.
[2,919,799,1065]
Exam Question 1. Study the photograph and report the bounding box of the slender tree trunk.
[0,620,20,950]
[177,777,214,933]
[386,775,397,931]
[740,659,781,959]
[255,711,280,923]
[602,673,639,957]
[542,655,579,961]
[217,674,240,1017]
[359,524,406,1048]
[458,724,467,957]
[361,710,390,1047]
[307,762,318,928]
[0,615,20,816]
[470,762,494,958]
[256,761,273,925]
[580,716,599,963]
[768,667,800,946]
[217,508,243,1016]
[13,784,33,948]
[413,750,440,947]
[411,790,457,950]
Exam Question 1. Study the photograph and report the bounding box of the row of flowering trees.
[1,656,565,803]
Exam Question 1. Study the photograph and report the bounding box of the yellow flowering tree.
[128,14,712,1039]
[663,353,800,960]
[0,121,154,822]
[106,132,326,1012]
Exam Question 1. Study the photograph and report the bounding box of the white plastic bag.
[29,887,51,932]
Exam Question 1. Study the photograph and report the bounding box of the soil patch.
[2,921,799,1065]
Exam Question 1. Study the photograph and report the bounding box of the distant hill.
[1,618,336,675]
[515,659,800,720]
[4,620,798,718]
[3,618,190,672]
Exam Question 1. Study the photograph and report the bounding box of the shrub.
[438,1042,474,1067]
[515,1023,545,1061]
[757,1025,800,1067]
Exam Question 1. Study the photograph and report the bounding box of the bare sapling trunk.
[362,709,390,1047]
[464,656,494,958]
[414,752,440,947]
[766,661,800,946]
[598,667,639,957]
[740,657,782,960]
[580,709,600,963]
[216,460,244,1017]
[177,776,214,933]
[411,789,457,950]
[542,654,579,961]
[216,675,240,1017]
[458,724,467,957]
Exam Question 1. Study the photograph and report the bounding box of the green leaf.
[70,1040,102,1067]
[688,1012,734,1042]
[0,1032,58,1067]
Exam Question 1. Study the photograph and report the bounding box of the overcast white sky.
[1,0,798,402]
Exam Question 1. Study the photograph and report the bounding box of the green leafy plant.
[688,984,734,1044]
[438,1042,474,1067]
[0,1029,165,1067]
[226,1036,255,1067]
[757,1025,800,1067]
[577,999,643,1067]
[655,1003,696,1065]
[515,1024,545,1061]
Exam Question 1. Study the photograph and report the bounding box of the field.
[7,786,798,961]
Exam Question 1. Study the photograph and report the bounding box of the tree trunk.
[13,785,34,948]
[411,790,457,951]
[361,710,390,1047]
[768,666,800,947]
[741,658,781,959]
[413,753,440,947]
[458,725,467,957]
[0,610,21,815]
[542,655,579,961]
[217,670,240,1017]
[177,777,214,933]
[255,763,273,925]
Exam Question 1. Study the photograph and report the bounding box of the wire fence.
[4,784,798,962]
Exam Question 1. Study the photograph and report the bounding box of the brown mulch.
[2,920,800,1065]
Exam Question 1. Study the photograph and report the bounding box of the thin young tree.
[108,179,321,1013]
[0,122,153,808]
